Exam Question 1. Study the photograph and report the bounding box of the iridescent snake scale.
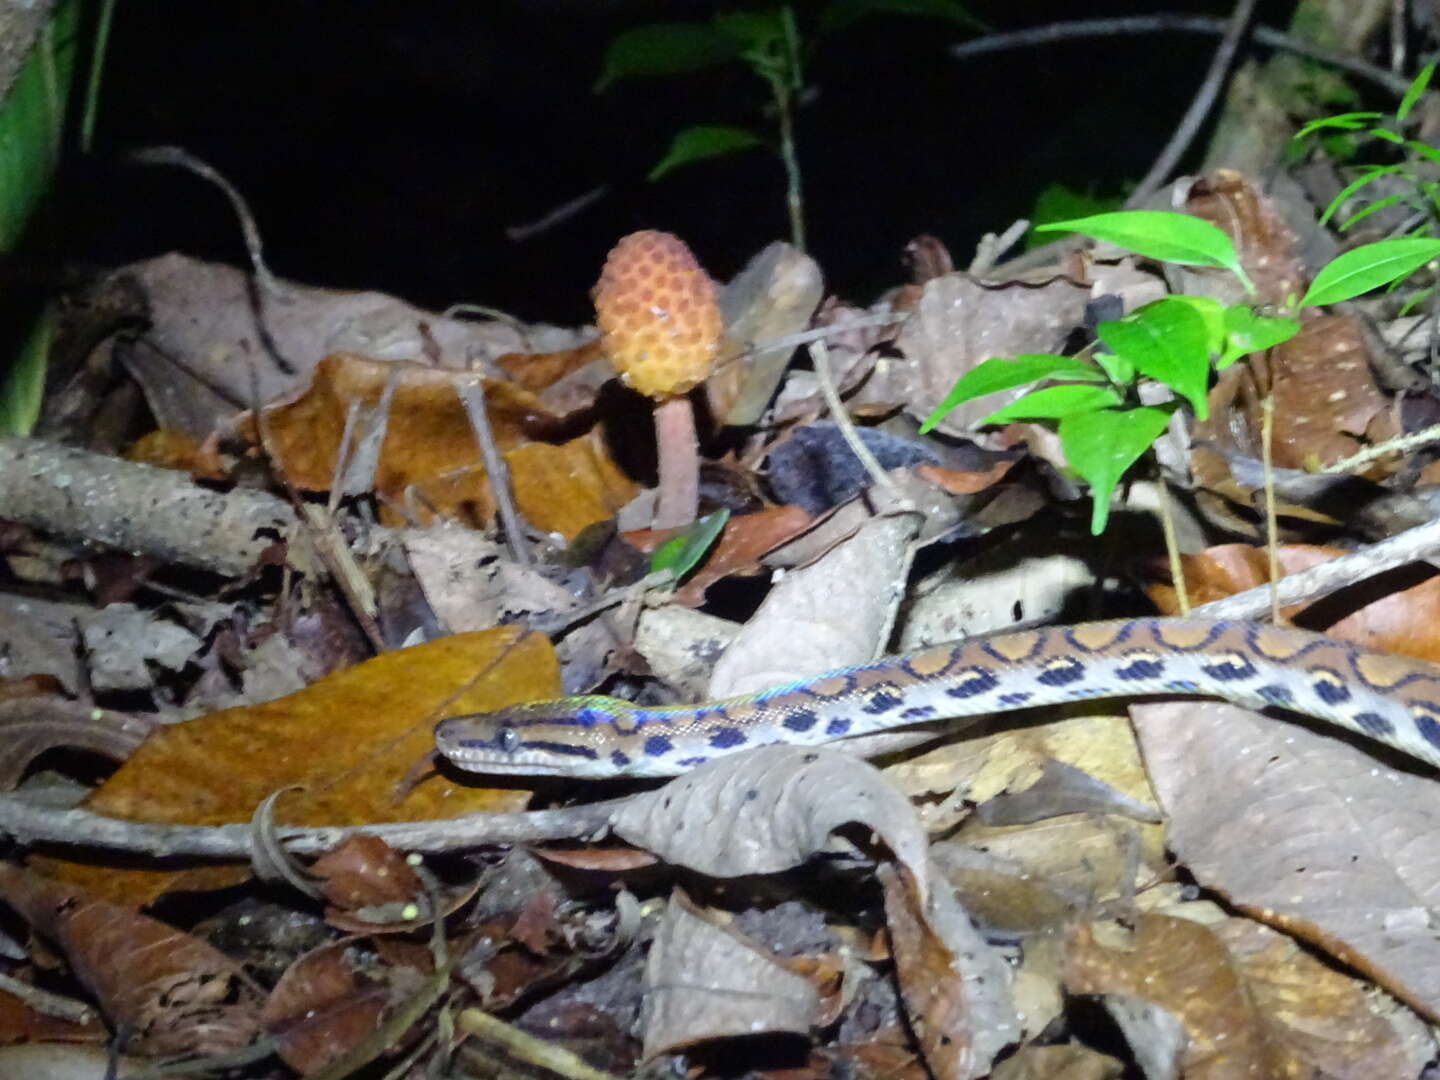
[434,617,1440,779]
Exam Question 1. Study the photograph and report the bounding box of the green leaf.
[649,125,764,180]
[1218,307,1298,368]
[982,384,1120,423]
[1300,237,1440,306]
[1025,182,1124,248]
[1319,164,1400,226]
[1095,299,1212,418]
[918,354,1107,433]
[650,508,730,581]
[1035,211,1254,293]
[1338,193,1404,232]
[1094,350,1134,385]
[0,309,50,437]
[1397,62,1435,123]
[1405,139,1440,166]
[1292,111,1384,139]
[715,10,788,52]
[1161,294,1227,354]
[595,23,741,92]
[1060,406,1175,535]
[819,0,986,33]
[1399,284,1435,317]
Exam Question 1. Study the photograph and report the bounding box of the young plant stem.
[1155,472,1189,614]
[652,395,700,530]
[1261,394,1280,624]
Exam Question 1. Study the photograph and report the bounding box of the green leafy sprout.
[919,209,1440,534]
[596,1,984,251]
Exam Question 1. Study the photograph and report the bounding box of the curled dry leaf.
[642,890,819,1059]
[609,745,928,893]
[0,697,155,791]
[1133,700,1440,1018]
[879,864,1020,1080]
[260,938,427,1075]
[0,863,263,1056]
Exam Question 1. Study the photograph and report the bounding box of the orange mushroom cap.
[592,230,722,399]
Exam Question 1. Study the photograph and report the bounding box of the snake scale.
[434,617,1440,779]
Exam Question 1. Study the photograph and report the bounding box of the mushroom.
[592,230,722,530]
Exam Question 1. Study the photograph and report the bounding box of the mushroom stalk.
[651,395,700,530]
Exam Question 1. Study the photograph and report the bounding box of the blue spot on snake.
[901,705,937,720]
[1256,684,1294,707]
[783,708,820,733]
[1115,654,1164,680]
[862,687,904,714]
[1310,669,1350,705]
[1037,658,1085,687]
[998,691,1033,706]
[1416,714,1440,751]
[826,718,852,736]
[947,667,999,698]
[1201,653,1257,681]
[643,734,674,758]
[610,749,631,768]
[1353,711,1393,737]
[709,727,746,749]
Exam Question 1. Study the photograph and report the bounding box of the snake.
[433,617,1440,779]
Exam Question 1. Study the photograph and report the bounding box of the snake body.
[434,618,1440,778]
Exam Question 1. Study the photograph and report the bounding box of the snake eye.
[496,725,522,755]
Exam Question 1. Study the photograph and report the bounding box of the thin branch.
[1124,0,1258,209]
[949,14,1416,98]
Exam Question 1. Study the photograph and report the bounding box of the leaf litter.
[5,165,1440,1079]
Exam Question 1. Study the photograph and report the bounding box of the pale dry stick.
[1154,478,1190,613]
[0,971,94,1025]
[456,1010,624,1080]
[809,338,913,511]
[1125,0,1257,208]
[1261,394,1281,624]
[1320,421,1440,474]
[1191,513,1440,620]
[457,377,531,566]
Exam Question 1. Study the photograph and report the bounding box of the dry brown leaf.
[880,863,1019,1080]
[625,504,815,606]
[45,627,557,904]
[610,745,929,891]
[311,834,424,915]
[1194,314,1400,474]
[874,274,1090,436]
[642,890,819,1059]
[989,1043,1124,1080]
[1133,700,1440,1019]
[240,352,549,525]
[0,863,264,1056]
[507,428,639,540]
[260,938,424,1075]
[125,429,227,479]
[494,340,606,394]
[1180,170,1308,307]
[1065,914,1271,1078]
[1211,918,1433,1078]
[1149,542,1440,662]
[0,697,155,791]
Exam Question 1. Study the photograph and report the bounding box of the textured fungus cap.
[592,230,722,398]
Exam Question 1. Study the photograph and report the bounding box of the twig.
[0,793,624,858]
[1261,394,1280,623]
[0,436,308,578]
[1320,421,1440,474]
[949,14,1417,98]
[809,338,912,510]
[1124,0,1257,209]
[457,378,531,565]
[504,185,608,243]
[1192,514,1440,620]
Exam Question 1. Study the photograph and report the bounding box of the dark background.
[68,0,1305,324]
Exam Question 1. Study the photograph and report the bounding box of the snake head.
[434,697,672,778]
